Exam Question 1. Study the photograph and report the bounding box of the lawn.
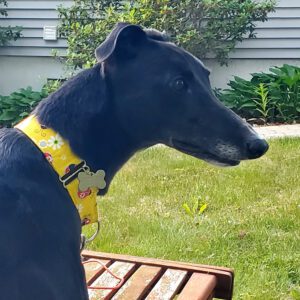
[84,138,300,300]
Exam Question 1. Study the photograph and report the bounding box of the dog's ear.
[95,23,146,62]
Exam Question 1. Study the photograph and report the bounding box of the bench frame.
[82,250,234,299]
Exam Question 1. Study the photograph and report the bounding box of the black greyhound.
[0,23,268,299]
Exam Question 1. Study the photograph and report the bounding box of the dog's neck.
[36,64,137,194]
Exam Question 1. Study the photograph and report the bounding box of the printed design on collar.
[15,115,105,225]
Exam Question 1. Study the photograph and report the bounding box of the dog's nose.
[246,138,269,159]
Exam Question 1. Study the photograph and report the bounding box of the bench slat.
[89,261,136,300]
[177,273,217,300]
[112,265,162,300]
[145,269,187,300]
[83,259,111,283]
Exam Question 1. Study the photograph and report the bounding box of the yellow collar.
[15,115,106,225]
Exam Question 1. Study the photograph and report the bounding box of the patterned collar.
[15,115,106,226]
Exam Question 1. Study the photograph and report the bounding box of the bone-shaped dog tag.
[78,170,106,191]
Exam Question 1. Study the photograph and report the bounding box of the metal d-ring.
[85,221,100,243]
[80,221,100,252]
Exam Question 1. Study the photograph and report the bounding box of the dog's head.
[96,23,268,166]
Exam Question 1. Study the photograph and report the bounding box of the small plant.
[217,64,300,123]
[253,83,271,123]
[290,287,300,300]
[216,76,257,118]
[0,87,48,127]
[182,197,208,224]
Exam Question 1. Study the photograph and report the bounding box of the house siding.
[0,0,300,58]
[0,0,71,57]
[230,0,300,59]
[0,0,300,94]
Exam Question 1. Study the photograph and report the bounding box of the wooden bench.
[82,250,234,300]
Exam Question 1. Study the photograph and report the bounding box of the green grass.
[84,138,300,299]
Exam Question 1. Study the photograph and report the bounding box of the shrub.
[217,64,300,124]
[57,0,275,70]
[42,79,64,95]
[0,87,48,128]
[0,0,22,46]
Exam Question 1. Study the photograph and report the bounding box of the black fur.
[0,23,268,299]
[36,64,135,192]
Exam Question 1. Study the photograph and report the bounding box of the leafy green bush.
[0,0,22,46]
[58,0,275,70]
[217,64,300,124]
[0,87,48,128]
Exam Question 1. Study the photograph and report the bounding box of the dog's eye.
[172,78,187,91]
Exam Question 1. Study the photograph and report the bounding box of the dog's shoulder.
[0,128,52,186]
[0,128,39,167]
[0,127,80,232]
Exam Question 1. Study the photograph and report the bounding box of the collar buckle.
[59,161,90,187]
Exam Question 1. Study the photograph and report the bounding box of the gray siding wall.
[1,0,300,94]
[231,0,300,59]
[0,0,71,56]
[0,0,300,58]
